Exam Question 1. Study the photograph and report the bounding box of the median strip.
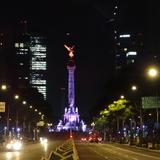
[46,138,79,160]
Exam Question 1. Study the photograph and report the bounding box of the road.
[0,139,63,160]
[76,142,160,160]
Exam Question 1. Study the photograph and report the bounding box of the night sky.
[0,1,160,123]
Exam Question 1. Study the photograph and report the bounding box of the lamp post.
[1,84,10,134]
[147,67,160,148]
[22,100,27,133]
[14,94,20,129]
[131,85,143,145]
[1,84,7,136]
[147,67,159,126]
[131,85,141,126]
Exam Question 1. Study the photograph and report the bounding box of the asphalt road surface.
[0,139,63,160]
[76,142,160,160]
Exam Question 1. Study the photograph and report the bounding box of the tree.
[94,98,134,141]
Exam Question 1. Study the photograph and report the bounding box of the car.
[39,137,48,145]
[88,133,102,143]
[80,137,87,143]
[6,139,22,151]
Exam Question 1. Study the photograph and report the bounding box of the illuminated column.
[64,44,76,110]
[67,64,76,109]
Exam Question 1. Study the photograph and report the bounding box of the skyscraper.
[15,35,47,100]
[30,36,47,100]
[112,1,143,71]
[15,34,30,88]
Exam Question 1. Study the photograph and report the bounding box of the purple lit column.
[67,64,76,110]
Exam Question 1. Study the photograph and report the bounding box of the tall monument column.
[64,44,76,111]
[67,64,76,110]
[63,44,80,130]
[57,44,86,132]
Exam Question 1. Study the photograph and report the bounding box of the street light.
[14,94,19,100]
[120,95,125,99]
[131,85,137,91]
[130,85,143,145]
[1,84,10,134]
[1,84,7,91]
[14,94,20,129]
[22,100,27,105]
[147,67,158,78]
[147,66,160,148]
[147,67,159,126]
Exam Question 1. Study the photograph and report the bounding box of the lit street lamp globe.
[120,95,125,99]
[22,101,27,105]
[148,68,158,78]
[131,85,137,91]
[14,94,19,100]
[1,84,7,90]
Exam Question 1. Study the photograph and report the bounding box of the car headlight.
[13,141,22,150]
[40,138,48,144]
[6,143,12,149]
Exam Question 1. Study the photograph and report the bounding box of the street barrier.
[47,138,79,160]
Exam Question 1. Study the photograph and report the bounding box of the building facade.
[112,1,143,71]
[15,34,30,88]
[29,36,47,100]
[15,35,47,100]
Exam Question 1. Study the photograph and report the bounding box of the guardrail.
[45,138,79,160]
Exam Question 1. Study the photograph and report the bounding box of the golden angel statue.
[64,44,75,58]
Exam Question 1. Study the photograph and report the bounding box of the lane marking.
[88,146,124,160]
[105,144,160,160]
[89,147,109,160]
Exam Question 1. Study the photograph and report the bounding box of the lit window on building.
[126,51,137,57]
[119,34,131,38]
[20,43,24,48]
[15,43,19,48]
[124,48,128,52]
[31,80,46,85]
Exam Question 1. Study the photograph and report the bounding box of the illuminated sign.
[142,97,160,109]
